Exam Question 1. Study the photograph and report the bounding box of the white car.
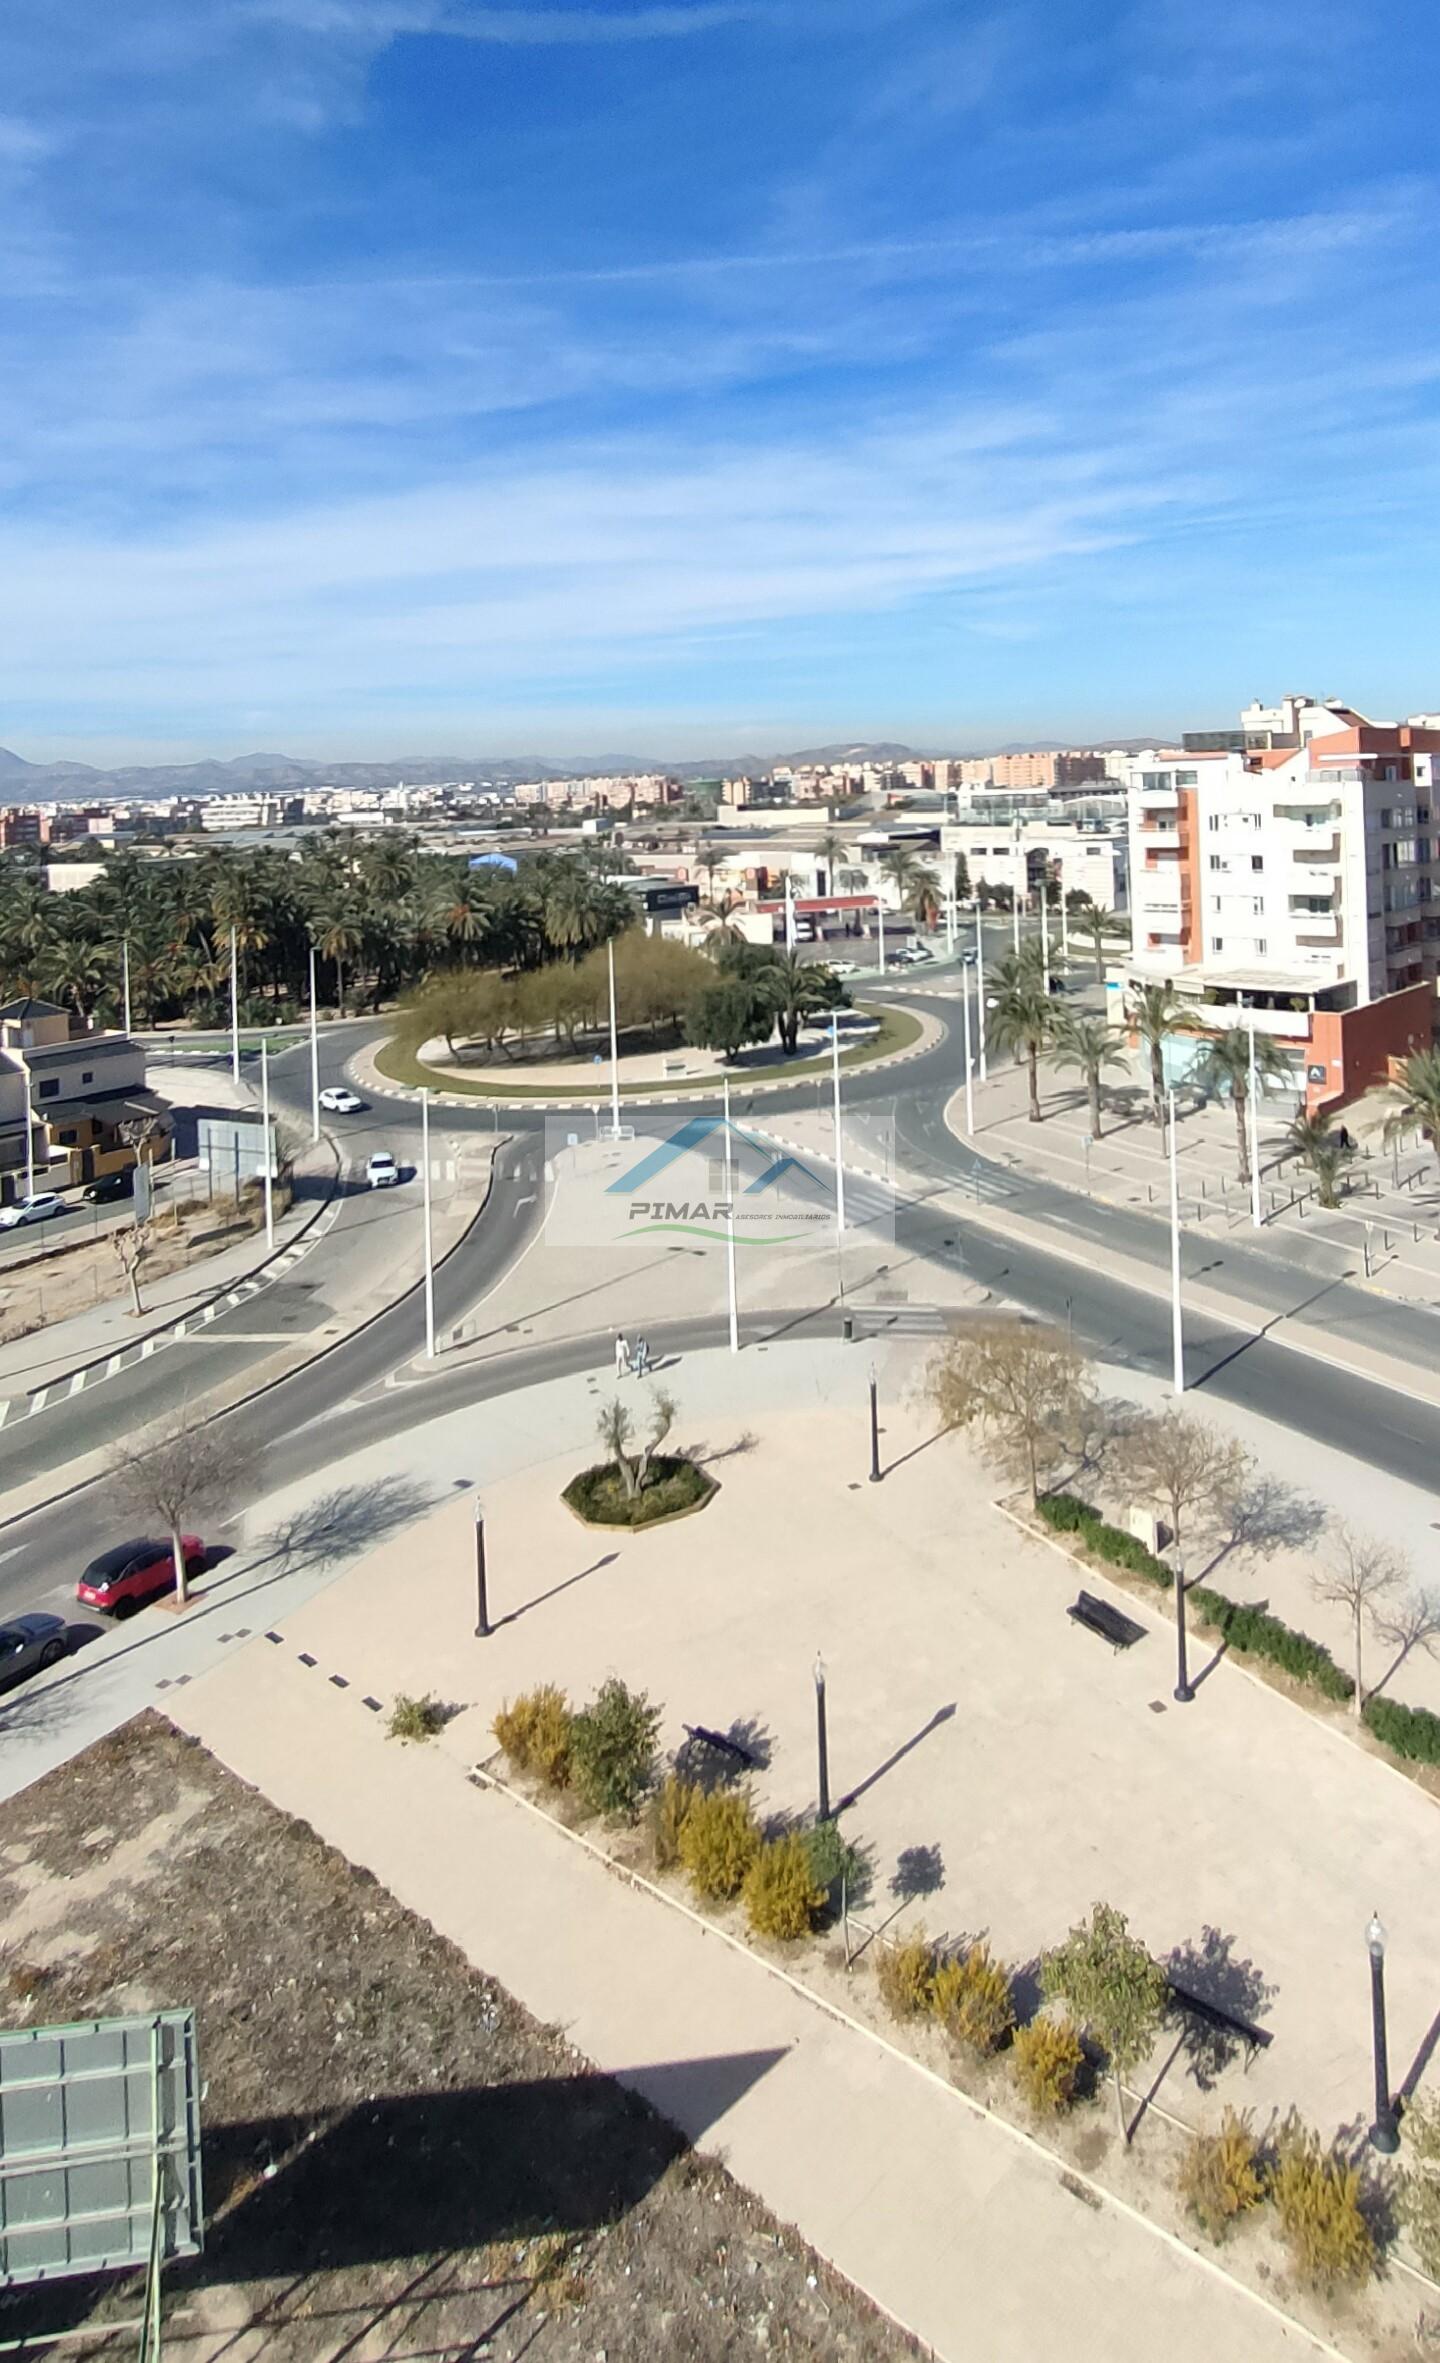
[366,1151,401,1189]
[0,1192,65,1231]
[319,1086,365,1115]
[827,957,859,976]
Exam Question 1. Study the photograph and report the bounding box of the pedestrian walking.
[614,1331,629,1379]
[633,1335,651,1377]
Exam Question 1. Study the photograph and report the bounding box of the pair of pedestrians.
[613,1332,652,1379]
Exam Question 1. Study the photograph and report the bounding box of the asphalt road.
[4,970,1439,1629]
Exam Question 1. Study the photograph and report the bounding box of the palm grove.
[0,839,847,1066]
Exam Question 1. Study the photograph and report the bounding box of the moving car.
[895,943,934,965]
[84,1167,134,1205]
[0,1192,65,1231]
[76,1537,204,1618]
[827,958,859,976]
[319,1086,365,1115]
[366,1151,400,1188]
[0,1614,69,1693]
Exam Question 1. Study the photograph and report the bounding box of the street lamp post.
[121,939,132,1038]
[868,1368,882,1483]
[474,1502,491,1638]
[974,902,988,1081]
[260,1039,274,1251]
[1040,877,1051,995]
[607,938,621,1139]
[229,926,241,1087]
[308,943,321,1142]
[875,896,886,975]
[961,965,975,1132]
[722,1073,739,1354]
[1172,1549,1194,1704]
[1366,1913,1401,2153]
[830,1015,846,1295]
[421,1085,436,1359]
[1246,1003,1262,1230]
[813,1654,830,1822]
[1168,1087,1184,1396]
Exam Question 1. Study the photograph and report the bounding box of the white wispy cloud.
[249,0,765,41]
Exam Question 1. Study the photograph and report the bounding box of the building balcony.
[1138,825,1183,850]
[1291,837,1342,864]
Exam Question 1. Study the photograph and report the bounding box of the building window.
[1255,938,1267,955]
[1209,854,1222,871]
[1251,855,1264,872]
[37,1078,59,1099]
[1212,895,1222,912]
[58,1130,76,1146]
[1207,815,1220,832]
[1176,770,1198,786]
[1213,936,1224,950]
[81,1070,93,1084]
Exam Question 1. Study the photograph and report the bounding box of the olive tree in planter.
[565,1388,718,1528]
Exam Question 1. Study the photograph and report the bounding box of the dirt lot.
[0,1716,923,2361]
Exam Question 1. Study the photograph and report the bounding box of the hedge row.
[1036,1493,1173,1587]
[1363,1694,1440,1766]
[1036,1491,1354,1705]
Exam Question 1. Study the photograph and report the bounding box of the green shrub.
[649,1773,701,1871]
[1178,2111,1265,2242]
[742,1834,827,1941]
[799,1819,865,1906]
[563,1457,715,1529]
[568,1677,662,1819]
[386,1693,446,1743]
[876,1930,938,2021]
[1011,2013,1085,2114]
[1268,2118,1375,2289]
[1363,1694,1440,1766]
[1188,1588,1354,1703]
[492,1685,575,1788]
[931,1942,1015,2057]
[1036,1492,1171,1586]
[1037,1491,1096,1534]
[677,1787,761,1900]
[1399,2095,1440,2275]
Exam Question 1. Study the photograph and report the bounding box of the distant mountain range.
[0,735,1165,803]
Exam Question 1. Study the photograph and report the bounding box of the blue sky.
[3,0,1439,760]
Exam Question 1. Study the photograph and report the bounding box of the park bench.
[1067,1590,1148,1651]
[681,1722,761,1769]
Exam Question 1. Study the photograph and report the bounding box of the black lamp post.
[474,1502,491,1639]
[1367,1912,1401,2153]
[868,1370,882,1484]
[1172,1548,1194,1704]
[813,1653,830,1822]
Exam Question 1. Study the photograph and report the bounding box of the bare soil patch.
[0,1715,921,2361]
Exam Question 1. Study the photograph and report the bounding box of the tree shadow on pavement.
[255,1475,439,1573]
[889,1843,944,1903]
[1197,1475,1326,1585]
[1165,1924,1277,2090]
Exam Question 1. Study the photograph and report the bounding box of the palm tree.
[311,907,364,1016]
[1129,981,1185,1126]
[879,845,922,900]
[1286,1108,1356,1209]
[1048,1012,1127,1138]
[1070,902,1130,985]
[817,829,846,895]
[901,862,942,929]
[699,890,746,953]
[1366,1046,1440,1177]
[1182,1021,1294,1185]
[989,952,1053,1122]
[756,950,831,1056]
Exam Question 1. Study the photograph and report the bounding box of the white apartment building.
[1127,718,1440,1010]
[940,815,1128,913]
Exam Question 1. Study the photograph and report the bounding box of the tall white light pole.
[1168,1086,1184,1396]
[722,1074,739,1354]
[121,939,132,1037]
[421,1085,436,1359]
[875,897,886,975]
[308,944,321,1142]
[1040,878,1051,995]
[1012,824,1023,956]
[1061,883,1071,963]
[1246,1005,1262,1229]
[944,892,956,958]
[229,927,241,1086]
[25,1095,34,1200]
[260,1038,275,1251]
[607,938,621,1139]
[830,1014,846,1247]
[975,903,988,1081]
[784,878,797,950]
[962,964,975,1134]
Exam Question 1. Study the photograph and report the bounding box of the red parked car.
[76,1536,205,1617]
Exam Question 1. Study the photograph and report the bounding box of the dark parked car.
[76,1536,204,1617]
[0,1614,69,1693]
[84,1167,134,1205]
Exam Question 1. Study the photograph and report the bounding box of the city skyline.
[4,0,1440,756]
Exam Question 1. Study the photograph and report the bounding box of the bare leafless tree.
[1310,1522,1410,1718]
[928,1321,1094,1502]
[1112,1409,1251,1565]
[1371,1587,1440,1704]
[108,1409,257,1605]
[110,1217,154,1317]
[596,1387,677,1501]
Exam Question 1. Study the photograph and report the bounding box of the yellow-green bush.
[742,1833,827,1941]
[649,1773,701,1872]
[1269,2119,1376,2290]
[1399,2095,1440,2276]
[492,1685,574,1789]
[1011,2013,1085,2114]
[931,1942,1015,2057]
[876,1930,938,2021]
[677,1787,761,1901]
[1177,2111,1265,2242]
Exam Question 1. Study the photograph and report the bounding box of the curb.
[0,1137,345,1430]
[0,1141,511,1535]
